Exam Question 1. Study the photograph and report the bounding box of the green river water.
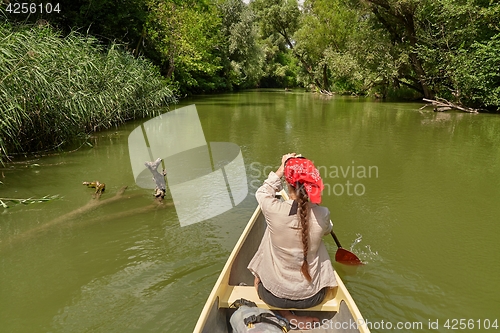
[1,90,499,332]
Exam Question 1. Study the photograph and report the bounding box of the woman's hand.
[276,153,296,178]
[281,153,296,166]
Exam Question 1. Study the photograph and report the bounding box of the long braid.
[296,182,312,282]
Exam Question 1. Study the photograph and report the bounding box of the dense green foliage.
[146,1,224,92]
[355,0,500,107]
[2,0,499,110]
[0,22,175,164]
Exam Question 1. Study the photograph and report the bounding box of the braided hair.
[295,182,312,282]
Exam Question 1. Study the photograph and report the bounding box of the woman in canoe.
[248,153,338,326]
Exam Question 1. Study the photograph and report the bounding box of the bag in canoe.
[229,298,290,333]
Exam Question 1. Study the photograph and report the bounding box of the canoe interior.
[196,206,363,333]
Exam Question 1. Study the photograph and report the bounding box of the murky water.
[1,90,500,332]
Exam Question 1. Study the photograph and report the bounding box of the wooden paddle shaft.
[330,230,343,248]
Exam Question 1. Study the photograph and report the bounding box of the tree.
[251,0,318,88]
[415,0,500,109]
[359,0,434,98]
[294,0,361,92]
[145,0,224,94]
[357,0,500,108]
[451,33,500,110]
[217,0,264,89]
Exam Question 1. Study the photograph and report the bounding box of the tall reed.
[0,21,176,164]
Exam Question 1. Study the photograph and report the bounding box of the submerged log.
[145,158,167,199]
[47,185,129,226]
[0,186,130,251]
[1,186,173,252]
[422,98,479,113]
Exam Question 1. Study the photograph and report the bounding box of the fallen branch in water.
[0,186,131,251]
[421,98,479,113]
[81,199,173,226]
[49,185,129,224]
[320,89,334,96]
[1,181,174,252]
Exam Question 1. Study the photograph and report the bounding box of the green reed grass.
[0,21,176,164]
[0,195,60,208]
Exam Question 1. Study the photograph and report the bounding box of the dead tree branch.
[422,98,479,113]
[145,158,167,199]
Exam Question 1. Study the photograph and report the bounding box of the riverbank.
[0,22,176,165]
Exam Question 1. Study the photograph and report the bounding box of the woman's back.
[264,200,330,262]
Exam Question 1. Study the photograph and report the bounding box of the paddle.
[330,230,364,265]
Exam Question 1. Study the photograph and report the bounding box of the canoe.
[193,191,370,333]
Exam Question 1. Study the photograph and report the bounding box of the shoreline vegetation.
[0,21,176,165]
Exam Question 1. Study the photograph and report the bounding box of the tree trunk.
[165,55,175,79]
[368,0,434,98]
[404,12,433,99]
[323,64,329,91]
[279,29,324,90]
[409,52,432,98]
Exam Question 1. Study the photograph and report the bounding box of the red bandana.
[284,158,324,204]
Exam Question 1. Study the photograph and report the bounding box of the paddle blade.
[335,248,364,265]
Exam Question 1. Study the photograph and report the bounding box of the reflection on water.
[1,90,500,332]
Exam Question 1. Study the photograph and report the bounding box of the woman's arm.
[274,153,295,178]
[255,153,296,208]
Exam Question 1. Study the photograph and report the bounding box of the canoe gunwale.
[193,205,262,332]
